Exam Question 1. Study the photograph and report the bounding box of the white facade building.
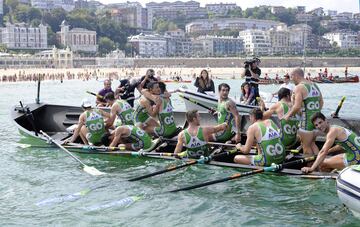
[57,20,97,53]
[31,0,75,11]
[110,2,152,29]
[186,18,282,34]
[323,32,360,49]
[239,29,271,56]
[267,25,290,54]
[288,24,312,54]
[35,46,73,68]
[128,34,167,58]
[0,23,47,49]
[205,3,238,15]
[192,35,244,57]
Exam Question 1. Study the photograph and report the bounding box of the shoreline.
[0,66,358,83]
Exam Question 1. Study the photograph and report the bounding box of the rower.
[96,79,113,107]
[104,92,134,127]
[68,99,109,145]
[174,110,228,159]
[301,112,360,173]
[133,81,160,135]
[283,68,323,155]
[103,125,153,151]
[234,108,285,166]
[143,82,178,138]
[211,83,241,143]
[271,74,295,98]
[261,88,299,149]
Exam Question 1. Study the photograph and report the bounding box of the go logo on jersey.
[354,137,360,147]
[306,101,320,110]
[136,129,145,137]
[124,113,132,122]
[283,124,297,135]
[89,122,103,131]
[164,116,174,125]
[266,143,284,156]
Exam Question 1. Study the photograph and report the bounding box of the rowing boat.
[14,101,360,178]
[336,165,360,218]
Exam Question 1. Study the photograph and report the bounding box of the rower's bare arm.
[238,126,255,154]
[174,132,184,154]
[109,128,124,147]
[70,114,85,143]
[205,123,227,135]
[320,93,324,109]
[286,86,302,118]
[263,103,278,119]
[303,128,337,173]
[100,109,110,119]
[228,101,241,134]
[106,105,118,128]
[141,89,158,103]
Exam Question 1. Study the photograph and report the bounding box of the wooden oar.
[40,130,105,176]
[169,156,316,192]
[86,91,104,99]
[128,149,239,181]
[332,96,346,118]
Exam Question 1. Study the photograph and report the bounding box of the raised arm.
[284,86,302,120]
[106,104,118,128]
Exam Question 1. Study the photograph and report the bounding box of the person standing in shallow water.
[194,69,215,94]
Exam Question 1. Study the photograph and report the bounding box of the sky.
[100,0,360,13]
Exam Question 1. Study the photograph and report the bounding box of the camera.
[244,60,255,69]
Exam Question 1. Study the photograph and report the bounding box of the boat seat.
[65,112,81,118]
[63,120,78,126]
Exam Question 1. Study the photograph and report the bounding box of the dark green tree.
[98,37,116,56]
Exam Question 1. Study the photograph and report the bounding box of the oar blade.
[83,165,106,176]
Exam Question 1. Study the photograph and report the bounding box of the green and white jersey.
[279,101,299,148]
[215,99,235,142]
[133,98,151,125]
[184,127,209,158]
[333,125,360,166]
[300,82,321,130]
[115,99,134,125]
[155,98,177,138]
[85,109,106,144]
[257,120,285,166]
[127,125,152,150]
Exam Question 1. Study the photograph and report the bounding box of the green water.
[1,79,359,226]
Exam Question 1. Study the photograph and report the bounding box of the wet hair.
[104,92,115,101]
[147,81,159,90]
[311,112,326,124]
[186,110,198,122]
[278,88,291,100]
[250,108,263,120]
[218,83,230,91]
[101,133,111,146]
[159,81,166,94]
[146,69,155,76]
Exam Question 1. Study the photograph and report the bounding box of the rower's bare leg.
[298,130,318,156]
[233,155,252,165]
[144,119,159,137]
[79,125,89,145]
[319,154,346,172]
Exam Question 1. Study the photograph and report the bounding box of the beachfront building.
[267,25,290,55]
[57,20,97,53]
[110,2,152,29]
[186,18,281,35]
[323,31,360,49]
[96,49,134,67]
[0,23,48,50]
[164,29,192,57]
[35,46,73,68]
[288,24,312,54]
[128,33,167,58]
[146,1,207,21]
[239,29,271,56]
[205,3,238,15]
[191,35,244,57]
[31,0,75,11]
